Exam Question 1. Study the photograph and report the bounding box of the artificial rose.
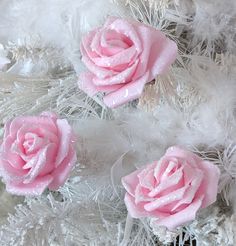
[122,146,220,230]
[78,16,177,108]
[0,112,77,196]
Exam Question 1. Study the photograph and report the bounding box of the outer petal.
[155,197,203,231]
[195,160,220,208]
[0,159,27,182]
[171,168,203,211]
[48,147,77,190]
[55,119,73,167]
[6,175,53,196]
[103,72,149,108]
[78,72,123,96]
[9,116,57,138]
[1,135,25,169]
[148,34,177,79]
[165,146,220,208]
[40,111,58,121]
[133,24,177,80]
[104,16,119,28]
[81,28,101,59]
[122,169,142,197]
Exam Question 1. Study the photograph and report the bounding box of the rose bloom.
[79,16,177,108]
[122,146,220,230]
[0,112,77,196]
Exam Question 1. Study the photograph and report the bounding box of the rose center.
[23,139,34,151]
[23,132,45,154]
[105,30,133,48]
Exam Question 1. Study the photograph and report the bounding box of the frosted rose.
[122,146,220,230]
[0,112,77,196]
[79,16,177,108]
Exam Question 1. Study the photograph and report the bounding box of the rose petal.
[161,159,180,181]
[129,23,177,81]
[165,146,200,168]
[108,18,142,54]
[138,162,156,190]
[0,159,27,182]
[148,34,177,79]
[122,169,141,197]
[82,28,101,59]
[155,197,203,230]
[124,193,150,218]
[6,175,53,196]
[93,59,139,86]
[9,116,58,138]
[149,166,183,197]
[135,184,155,203]
[101,30,131,56]
[195,160,220,208]
[133,24,177,80]
[90,29,131,58]
[165,146,220,208]
[1,136,25,169]
[16,125,58,149]
[24,143,56,183]
[78,72,123,97]
[104,16,118,28]
[124,193,168,218]
[92,46,137,68]
[171,168,203,211]
[40,111,58,121]
[81,45,113,79]
[23,133,45,154]
[11,140,27,161]
[54,119,73,167]
[131,25,153,80]
[103,72,149,108]
[154,157,178,182]
[48,147,77,190]
[144,186,187,212]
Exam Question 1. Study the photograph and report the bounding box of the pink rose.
[122,146,220,230]
[0,112,77,196]
[78,16,177,108]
